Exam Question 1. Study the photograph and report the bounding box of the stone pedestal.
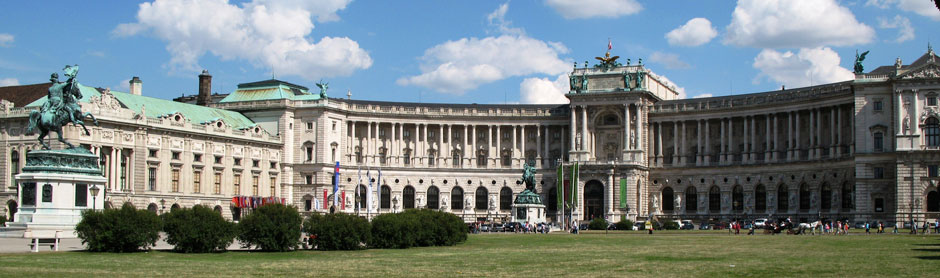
[9,149,105,238]
[511,189,546,224]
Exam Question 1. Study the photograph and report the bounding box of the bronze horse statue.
[26,65,98,149]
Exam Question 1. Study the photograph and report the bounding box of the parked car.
[854,221,867,229]
[680,222,695,230]
[579,223,590,231]
[754,218,768,228]
[698,223,711,230]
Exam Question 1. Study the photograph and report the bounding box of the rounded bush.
[305,213,371,250]
[75,204,162,252]
[660,220,680,230]
[162,205,237,253]
[615,220,634,230]
[237,203,302,252]
[369,209,466,249]
[588,217,608,230]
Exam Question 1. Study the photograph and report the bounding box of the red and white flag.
[607,39,612,50]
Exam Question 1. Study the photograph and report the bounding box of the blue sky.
[1,0,939,104]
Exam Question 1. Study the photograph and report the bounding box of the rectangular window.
[404,130,411,138]
[234,158,241,166]
[75,184,87,207]
[874,167,884,179]
[214,172,222,194]
[252,175,259,196]
[21,182,36,206]
[233,174,241,195]
[252,160,260,168]
[171,168,180,192]
[873,100,883,111]
[874,198,884,212]
[332,121,336,131]
[148,167,157,191]
[120,154,128,191]
[149,149,158,158]
[194,154,202,162]
[214,156,222,164]
[304,199,312,211]
[379,129,386,138]
[305,175,313,185]
[270,177,277,196]
[172,152,180,160]
[874,132,884,152]
[929,165,938,178]
[929,97,938,107]
[307,122,313,130]
[270,161,277,169]
[193,169,202,193]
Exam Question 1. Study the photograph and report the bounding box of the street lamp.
[160,199,166,213]
[89,185,100,210]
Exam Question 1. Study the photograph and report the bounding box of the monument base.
[511,189,546,224]
[10,148,105,238]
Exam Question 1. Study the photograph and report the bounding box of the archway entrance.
[6,200,17,221]
[584,180,604,220]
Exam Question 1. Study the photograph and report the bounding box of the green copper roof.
[219,79,323,103]
[27,84,257,129]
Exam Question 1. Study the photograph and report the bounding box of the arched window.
[381,186,391,209]
[708,186,720,213]
[732,185,743,212]
[777,185,789,211]
[755,185,767,212]
[403,186,415,209]
[427,186,439,209]
[357,185,368,209]
[841,182,853,209]
[499,187,512,210]
[303,195,313,211]
[662,187,674,211]
[927,190,940,212]
[147,203,158,214]
[451,187,464,210]
[821,183,832,210]
[927,117,940,147]
[6,200,17,221]
[171,204,181,212]
[475,187,488,210]
[685,187,697,213]
[214,205,223,214]
[799,184,810,211]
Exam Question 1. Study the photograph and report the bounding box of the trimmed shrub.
[237,203,302,252]
[75,204,162,252]
[615,220,634,231]
[588,217,608,230]
[660,219,680,230]
[305,213,371,250]
[162,205,237,253]
[369,209,466,249]
[0,215,6,227]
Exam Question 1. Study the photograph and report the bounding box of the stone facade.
[3,49,940,224]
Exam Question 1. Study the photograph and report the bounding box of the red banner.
[563,180,571,204]
[341,191,346,210]
[323,189,328,210]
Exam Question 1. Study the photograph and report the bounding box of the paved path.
[0,235,251,253]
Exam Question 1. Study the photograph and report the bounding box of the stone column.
[815,108,822,158]
[570,106,576,152]
[470,125,475,167]
[607,170,614,215]
[720,118,726,164]
[536,124,542,167]
[438,124,444,167]
[795,111,801,160]
[624,104,631,149]
[496,125,501,167]
[543,125,549,166]
[463,124,468,168]
[376,122,382,164]
[656,122,663,166]
[773,114,779,162]
[351,121,358,164]
[787,112,793,160]
[727,117,734,163]
[366,121,372,165]
[836,106,842,157]
[765,114,772,161]
[423,124,428,165]
[521,125,527,166]
[512,125,518,167]
[897,90,904,135]
[697,120,703,166]
[743,116,749,163]
[398,123,404,165]
[581,105,588,153]
[415,124,420,165]
[673,121,680,166]
[636,104,643,162]
[750,115,756,163]
[913,89,921,135]
[704,120,710,165]
[830,107,836,156]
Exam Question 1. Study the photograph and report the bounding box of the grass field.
[0,231,938,277]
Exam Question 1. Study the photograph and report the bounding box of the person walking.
[893,221,899,234]
[865,222,870,234]
[922,221,930,235]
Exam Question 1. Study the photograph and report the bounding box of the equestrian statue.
[26,65,98,149]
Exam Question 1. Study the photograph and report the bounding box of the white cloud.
[0,33,13,47]
[649,51,690,70]
[867,0,940,21]
[752,47,855,88]
[487,2,523,36]
[725,0,875,48]
[691,93,713,98]
[115,79,131,92]
[0,78,19,86]
[545,0,642,19]
[878,15,915,43]
[520,74,569,104]
[113,0,370,79]
[398,4,569,94]
[665,18,717,47]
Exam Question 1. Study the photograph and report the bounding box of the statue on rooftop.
[27,65,98,149]
[316,81,329,98]
[854,50,870,74]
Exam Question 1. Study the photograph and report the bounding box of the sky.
[1,0,939,104]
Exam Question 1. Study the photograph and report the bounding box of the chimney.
[197,70,212,106]
[129,77,142,95]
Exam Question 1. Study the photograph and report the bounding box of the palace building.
[2,48,940,224]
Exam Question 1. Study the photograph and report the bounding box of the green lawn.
[1,231,938,277]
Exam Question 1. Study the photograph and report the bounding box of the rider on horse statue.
[26,65,98,150]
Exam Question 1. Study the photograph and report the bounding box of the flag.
[556,164,563,211]
[571,162,579,206]
[341,191,346,211]
[333,161,340,208]
[367,168,373,213]
[323,189,328,210]
[607,39,612,50]
[376,168,382,212]
[619,178,627,209]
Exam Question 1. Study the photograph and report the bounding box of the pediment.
[898,64,940,80]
